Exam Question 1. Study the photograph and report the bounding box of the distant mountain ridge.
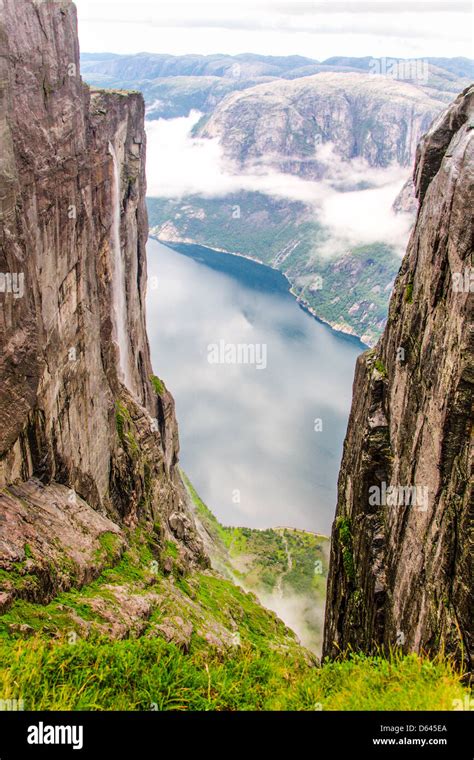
[197,72,443,175]
[82,52,473,344]
[81,52,473,119]
[81,51,474,82]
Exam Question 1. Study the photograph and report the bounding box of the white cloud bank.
[146,111,413,256]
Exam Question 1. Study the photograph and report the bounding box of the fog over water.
[146,239,363,534]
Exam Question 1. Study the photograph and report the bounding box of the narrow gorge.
[0,0,471,716]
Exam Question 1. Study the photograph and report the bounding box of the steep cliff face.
[0,0,205,607]
[198,73,442,177]
[323,86,473,665]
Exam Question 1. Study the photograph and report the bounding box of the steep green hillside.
[184,475,328,596]
[147,193,317,266]
[184,475,329,652]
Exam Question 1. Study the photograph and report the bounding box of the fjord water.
[146,239,363,534]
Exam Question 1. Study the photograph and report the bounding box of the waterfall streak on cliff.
[108,141,133,391]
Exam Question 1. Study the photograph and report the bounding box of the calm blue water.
[146,239,363,533]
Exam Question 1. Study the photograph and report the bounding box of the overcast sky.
[74,0,473,59]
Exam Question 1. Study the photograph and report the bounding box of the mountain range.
[83,51,473,345]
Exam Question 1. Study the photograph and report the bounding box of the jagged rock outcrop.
[198,73,443,177]
[0,0,206,604]
[392,178,418,215]
[323,86,473,665]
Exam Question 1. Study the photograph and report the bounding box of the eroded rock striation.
[323,86,473,665]
[0,0,205,607]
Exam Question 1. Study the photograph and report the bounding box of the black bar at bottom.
[0,711,471,757]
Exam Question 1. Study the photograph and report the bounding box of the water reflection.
[146,239,363,534]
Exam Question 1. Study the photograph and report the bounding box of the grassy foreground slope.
[0,637,466,711]
[0,482,469,711]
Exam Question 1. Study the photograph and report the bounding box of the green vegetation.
[115,400,140,456]
[405,281,414,303]
[373,358,388,377]
[147,192,317,271]
[150,375,165,396]
[164,540,178,559]
[336,517,355,583]
[183,474,329,599]
[94,532,123,566]
[0,496,468,711]
[184,473,330,652]
[0,637,466,711]
[147,193,401,345]
[115,400,132,443]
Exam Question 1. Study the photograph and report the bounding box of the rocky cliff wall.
[0,0,205,607]
[323,86,473,666]
[198,73,443,178]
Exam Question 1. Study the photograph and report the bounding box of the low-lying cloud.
[146,111,413,256]
[147,241,360,534]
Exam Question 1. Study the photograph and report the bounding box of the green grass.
[373,358,388,377]
[94,532,123,565]
[150,375,165,396]
[0,480,469,712]
[0,637,466,711]
[0,516,469,711]
[0,530,158,640]
[164,540,178,559]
